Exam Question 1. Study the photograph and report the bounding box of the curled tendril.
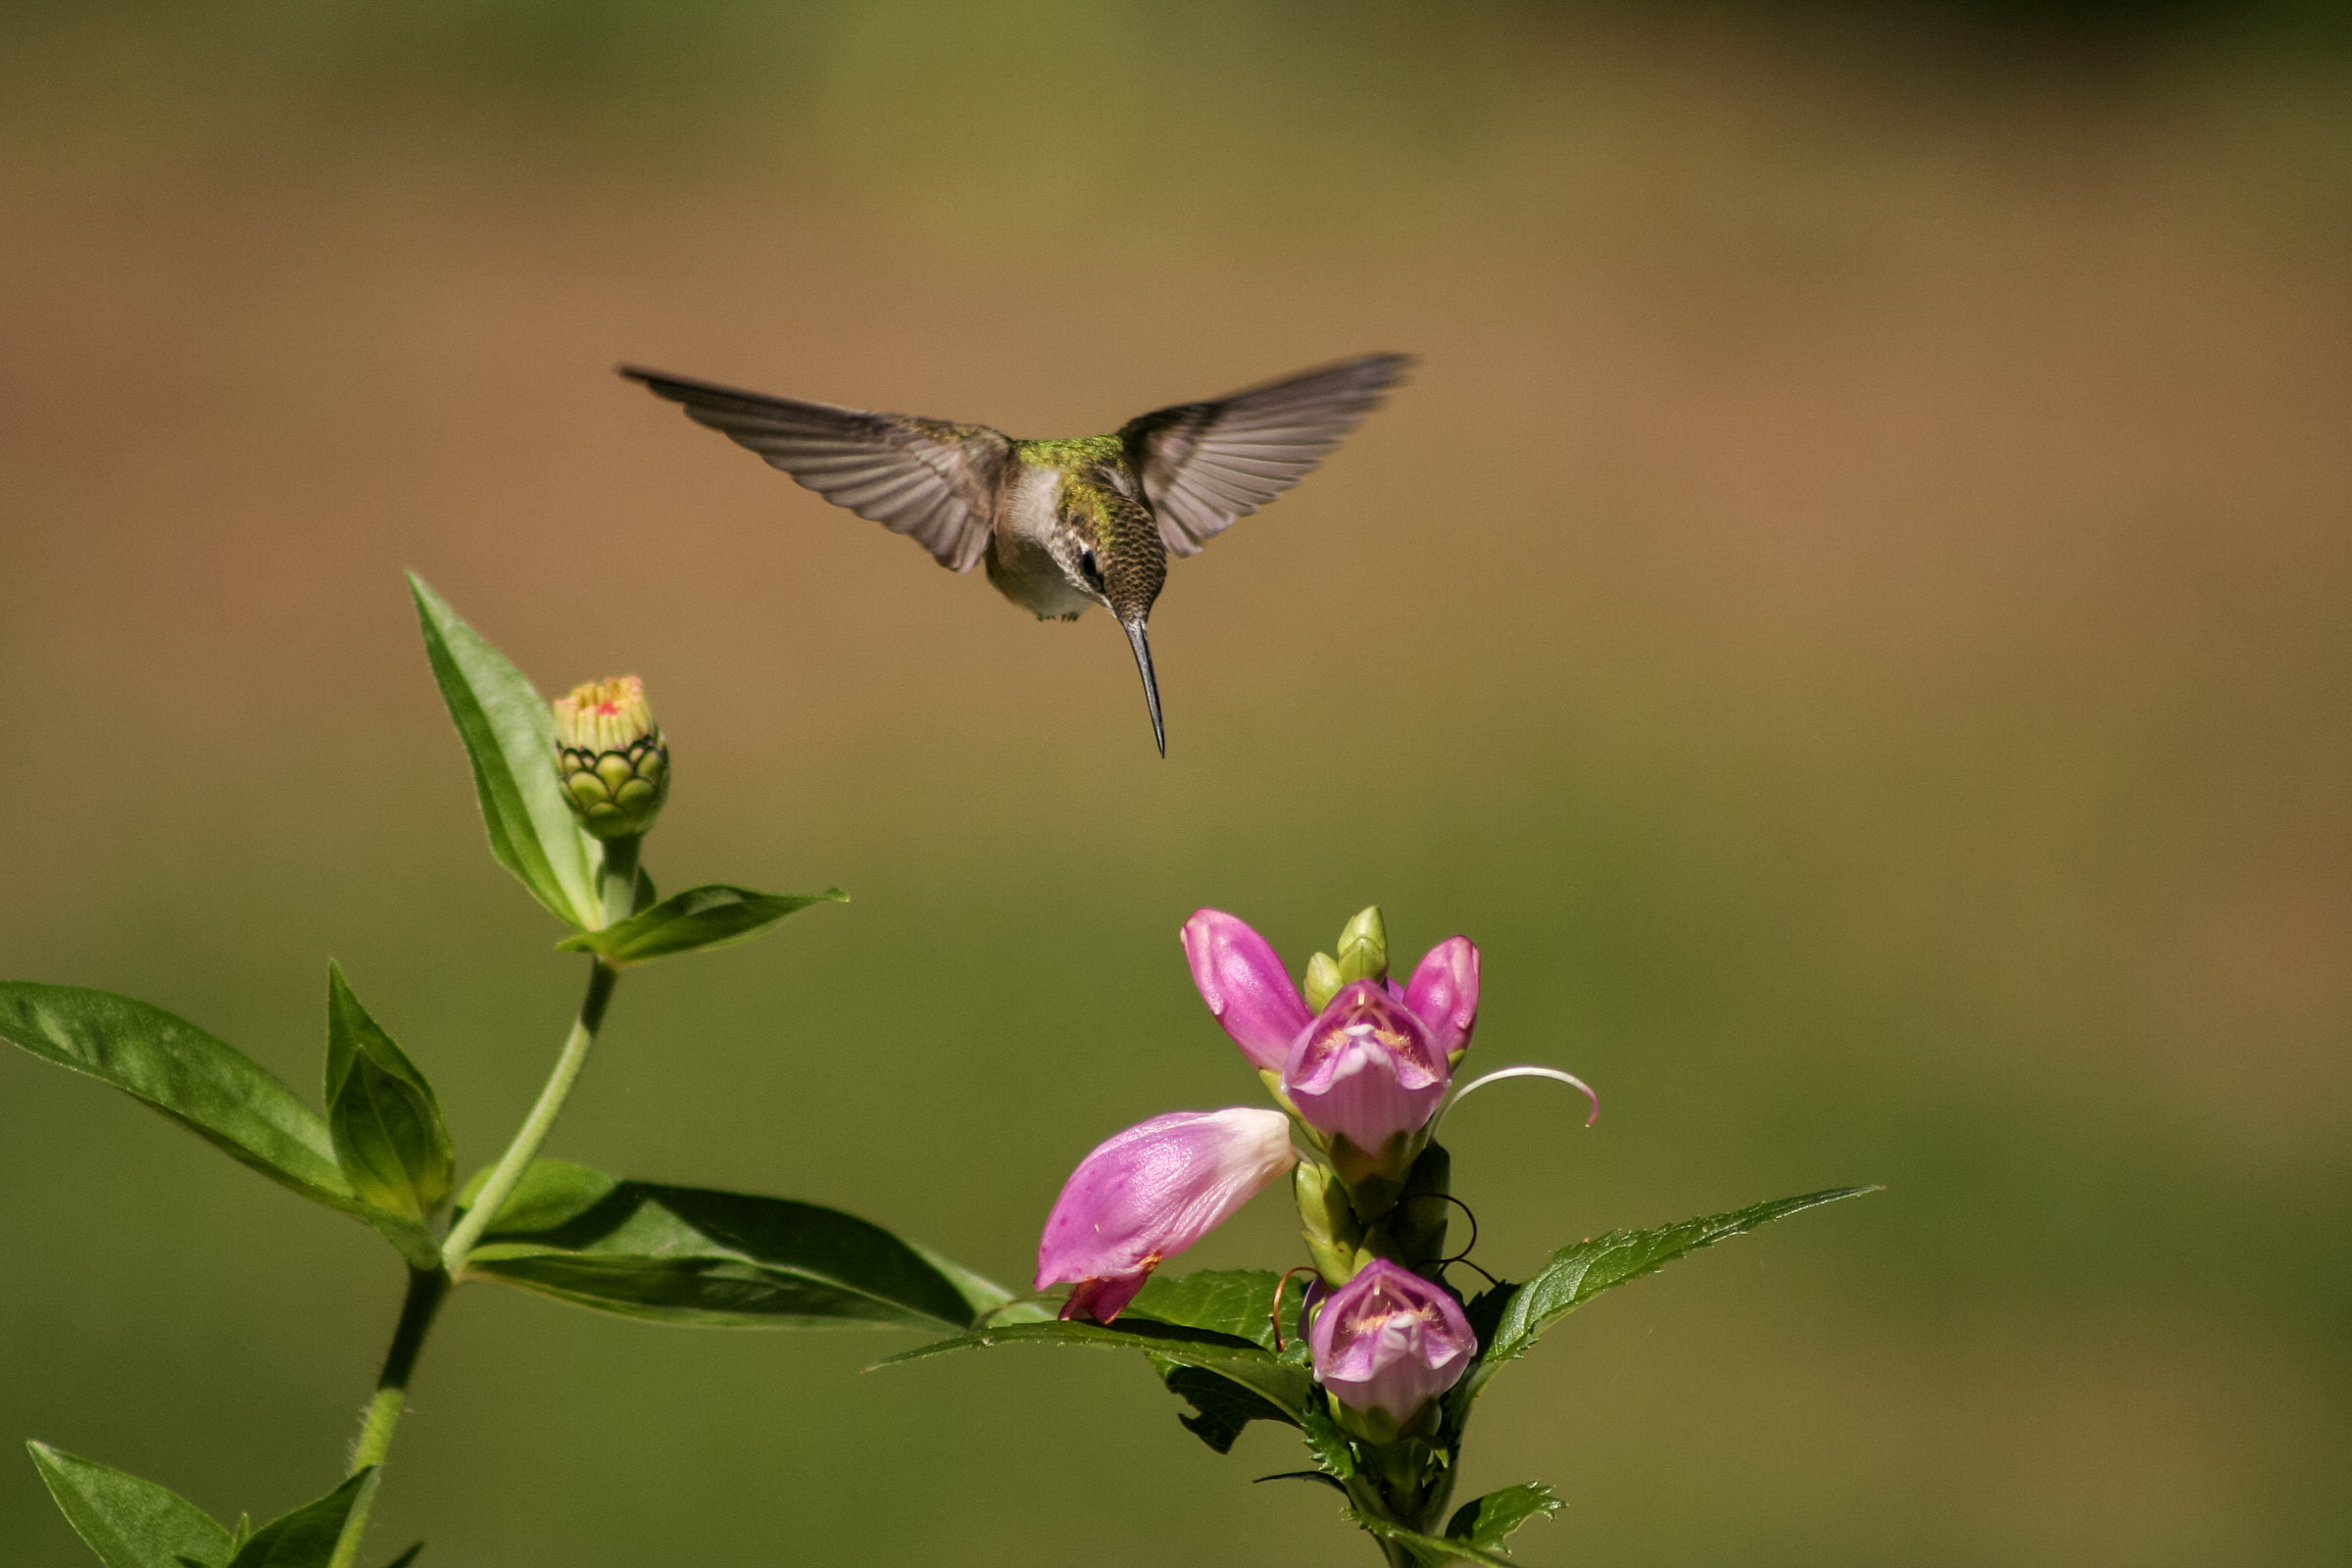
[1430,1064,1599,1140]
[1268,1265,1322,1351]
[1403,1191,1503,1288]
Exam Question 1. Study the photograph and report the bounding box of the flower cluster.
[1037,906,1544,1439]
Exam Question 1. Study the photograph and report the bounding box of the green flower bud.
[1296,1159,1368,1287]
[553,676,669,840]
[1335,905,1388,987]
[1303,952,1344,1012]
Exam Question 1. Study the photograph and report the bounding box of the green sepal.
[1345,1512,1521,1567]
[220,1470,374,1568]
[554,885,845,965]
[376,1545,422,1568]
[877,1316,1318,1421]
[1446,1483,1562,1551]
[26,1442,233,1568]
[1253,1470,1348,1494]
[409,573,602,929]
[1458,1185,1879,1406]
[452,1159,1004,1331]
[324,964,455,1258]
[0,984,371,1221]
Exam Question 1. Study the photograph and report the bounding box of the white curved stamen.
[1431,1064,1599,1138]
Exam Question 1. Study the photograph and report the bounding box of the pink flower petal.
[1307,1259,1476,1427]
[1183,909,1312,1073]
[1036,1107,1298,1322]
[1403,937,1480,1060]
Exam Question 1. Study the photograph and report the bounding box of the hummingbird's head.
[1066,485,1170,756]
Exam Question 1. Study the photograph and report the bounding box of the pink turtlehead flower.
[1308,1259,1477,1430]
[1402,936,1479,1061]
[1282,981,1451,1156]
[1182,910,1314,1072]
[1036,1108,1298,1324]
[1183,909,1481,1078]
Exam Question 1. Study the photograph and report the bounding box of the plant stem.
[439,835,636,1273]
[437,957,617,1272]
[326,838,639,1568]
[325,1266,450,1568]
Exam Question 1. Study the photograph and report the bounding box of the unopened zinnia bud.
[1036,1107,1298,1324]
[553,676,668,839]
[1308,1258,1476,1439]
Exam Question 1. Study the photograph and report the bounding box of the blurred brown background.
[2,3,2347,1564]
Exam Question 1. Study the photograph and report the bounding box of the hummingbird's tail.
[1121,615,1166,758]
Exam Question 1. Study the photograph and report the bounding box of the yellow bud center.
[554,676,655,753]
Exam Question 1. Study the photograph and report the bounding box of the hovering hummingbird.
[620,353,1411,755]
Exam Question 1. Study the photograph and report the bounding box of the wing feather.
[621,367,1011,572]
[1121,353,1412,555]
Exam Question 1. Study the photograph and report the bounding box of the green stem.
[439,836,635,1273]
[324,838,640,1568]
[325,1266,450,1568]
[437,958,617,1272]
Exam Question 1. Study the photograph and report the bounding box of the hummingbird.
[620,353,1411,755]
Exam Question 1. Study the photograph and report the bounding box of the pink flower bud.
[1402,936,1480,1061]
[1281,982,1450,1156]
[1308,1259,1476,1431]
[1036,1108,1298,1324]
[1183,909,1312,1073]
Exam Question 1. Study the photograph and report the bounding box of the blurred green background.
[3,3,2347,1564]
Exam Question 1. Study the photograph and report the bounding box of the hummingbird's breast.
[986,460,1098,619]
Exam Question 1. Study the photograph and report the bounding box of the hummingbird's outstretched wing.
[1119,353,1412,557]
[621,367,1013,572]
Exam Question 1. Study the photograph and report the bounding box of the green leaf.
[457,1162,996,1331]
[1300,1404,1361,1482]
[1462,1186,1878,1402]
[453,1156,616,1234]
[1158,1362,1296,1452]
[0,984,367,1219]
[375,1546,422,1568]
[1127,1268,1289,1349]
[877,1317,1318,1420]
[26,1443,232,1568]
[554,885,846,965]
[409,573,601,929]
[324,965,454,1265]
[1346,1512,1522,1568]
[1446,1484,1562,1550]
[907,1241,1053,1325]
[1126,1270,1310,1452]
[221,1471,374,1568]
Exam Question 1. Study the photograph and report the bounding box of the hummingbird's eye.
[1079,550,1104,589]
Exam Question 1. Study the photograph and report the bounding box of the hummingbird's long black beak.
[1121,615,1166,757]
